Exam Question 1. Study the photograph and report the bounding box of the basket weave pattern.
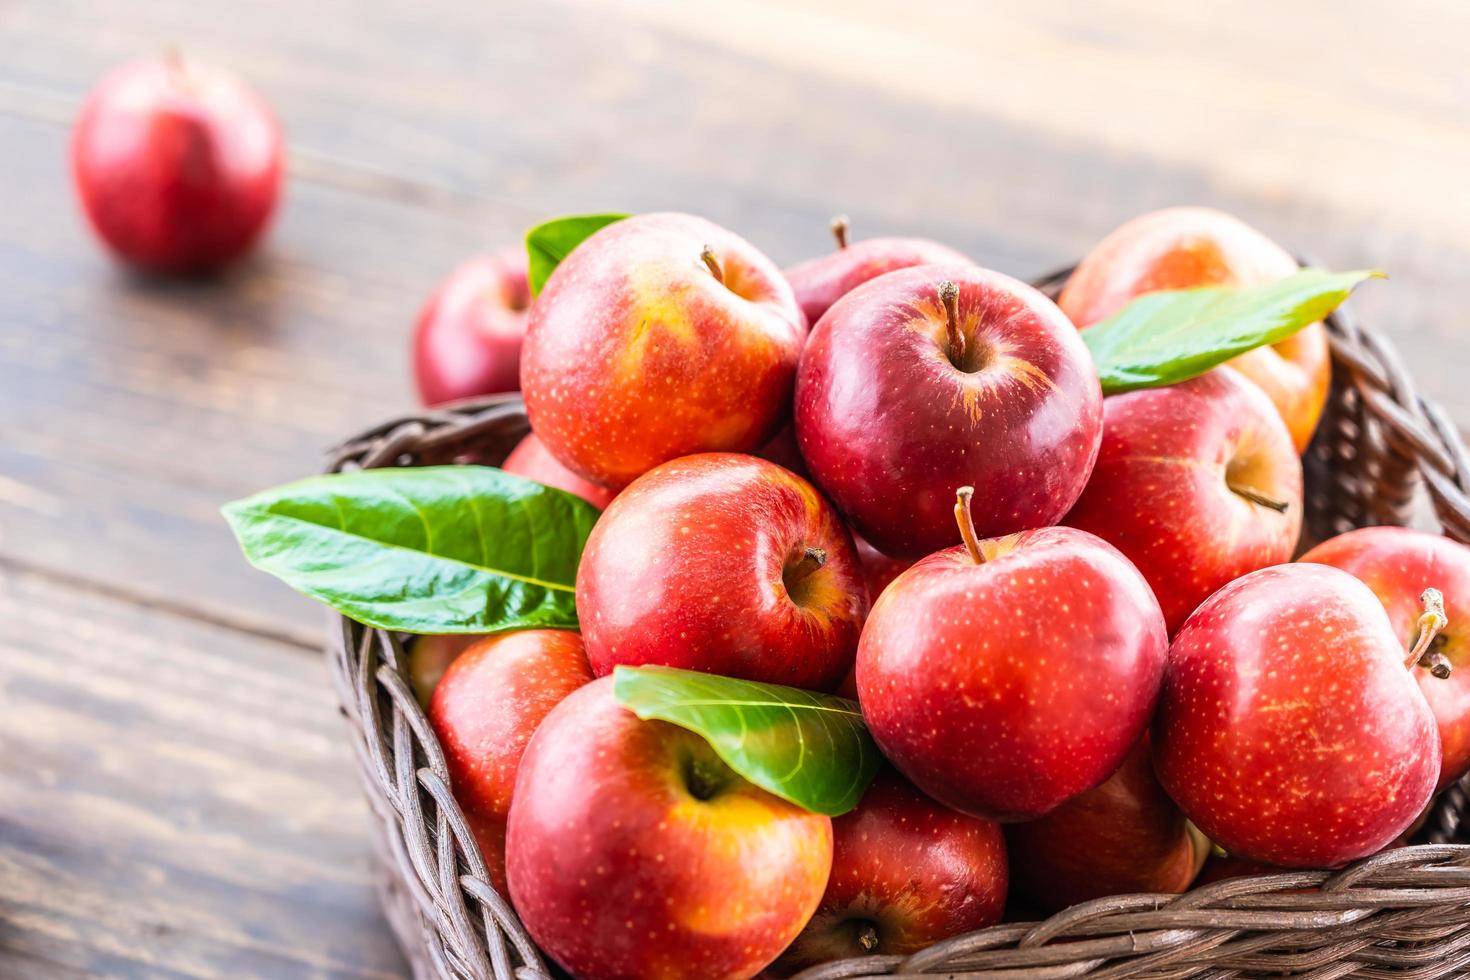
[325,270,1470,979]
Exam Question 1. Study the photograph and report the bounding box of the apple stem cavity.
[856,921,880,954]
[788,547,828,583]
[1406,587,1452,678]
[831,214,850,250]
[1227,483,1290,513]
[938,280,965,366]
[699,246,724,286]
[954,486,984,564]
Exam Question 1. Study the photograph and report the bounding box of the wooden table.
[2,1,1467,976]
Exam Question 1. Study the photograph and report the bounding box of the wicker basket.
[325,267,1470,979]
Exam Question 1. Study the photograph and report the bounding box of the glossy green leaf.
[525,213,629,296]
[1083,268,1384,394]
[222,466,600,633]
[612,665,881,816]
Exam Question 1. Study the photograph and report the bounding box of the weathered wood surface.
[1,0,1467,976]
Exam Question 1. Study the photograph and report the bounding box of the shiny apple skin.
[857,525,1168,822]
[577,453,867,691]
[1059,206,1330,452]
[412,248,531,406]
[1005,738,1206,912]
[502,432,616,509]
[506,678,832,980]
[407,633,483,707]
[71,57,282,273]
[785,237,974,325]
[778,769,1006,970]
[522,213,806,489]
[1153,563,1440,868]
[1065,367,1303,635]
[1301,526,1470,790]
[796,264,1103,558]
[428,629,593,890]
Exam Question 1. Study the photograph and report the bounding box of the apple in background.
[1153,563,1441,868]
[1005,739,1208,913]
[502,431,616,509]
[429,629,593,891]
[71,55,282,273]
[506,677,832,980]
[797,266,1102,558]
[412,248,531,406]
[1301,526,1470,790]
[407,633,482,707]
[521,213,806,489]
[577,453,867,691]
[758,424,808,477]
[857,497,1168,822]
[777,769,1006,971]
[1065,367,1302,635]
[1059,206,1331,453]
[854,536,910,604]
[784,215,974,325]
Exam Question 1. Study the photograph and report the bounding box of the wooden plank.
[0,564,407,979]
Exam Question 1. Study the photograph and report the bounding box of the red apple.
[506,677,832,980]
[796,266,1102,558]
[778,769,1006,971]
[1301,526,1470,790]
[577,453,867,691]
[502,431,616,509]
[854,535,910,604]
[521,213,805,489]
[857,496,1168,821]
[784,215,974,325]
[429,629,593,890]
[1065,367,1303,635]
[1153,563,1441,868]
[412,248,531,406]
[71,55,282,273]
[757,424,808,478]
[1059,206,1331,452]
[1005,738,1208,912]
[407,633,483,707]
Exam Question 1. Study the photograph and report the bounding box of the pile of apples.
[409,208,1470,980]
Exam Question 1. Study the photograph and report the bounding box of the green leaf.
[222,466,600,634]
[1082,268,1384,394]
[526,213,629,297]
[612,665,881,816]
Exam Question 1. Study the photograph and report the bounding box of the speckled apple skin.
[1058,206,1331,453]
[1064,367,1303,635]
[521,213,805,489]
[784,237,974,325]
[428,629,593,890]
[577,453,868,691]
[856,525,1168,822]
[502,431,617,509]
[778,769,1006,971]
[1005,738,1203,912]
[795,264,1103,559]
[1301,526,1470,790]
[505,678,833,980]
[413,248,530,406]
[1153,563,1440,868]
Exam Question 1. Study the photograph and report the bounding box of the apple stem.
[700,246,724,285]
[1406,588,1452,678]
[788,547,828,584]
[938,281,965,365]
[1227,483,1289,513]
[830,215,850,250]
[954,486,984,564]
[856,922,879,954]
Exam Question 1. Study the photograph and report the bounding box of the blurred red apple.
[412,248,531,406]
[797,266,1102,558]
[858,498,1168,822]
[1005,739,1208,912]
[854,535,910,604]
[784,215,973,325]
[1301,526,1470,790]
[778,769,1005,970]
[502,431,616,509]
[71,55,282,273]
[1153,563,1440,868]
[506,677,832,980]
[1065,367,1302,634]
[577,453,867,691]
[1059,206,1330,452]
[522,213,805,489]
[407,633,482,707]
